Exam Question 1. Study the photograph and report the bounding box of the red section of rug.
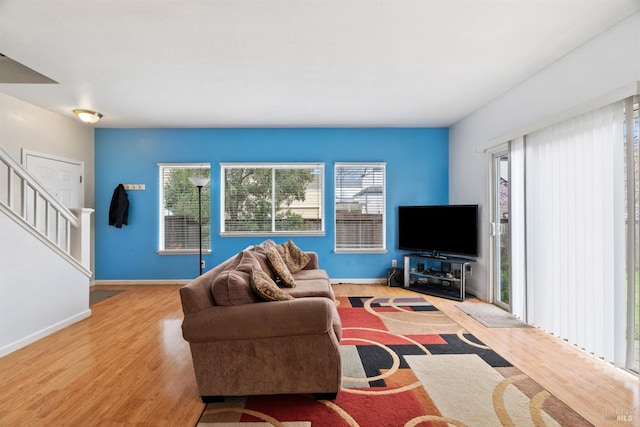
[238,391,432,426]
[239,395,342,424]
[342,327,446,346]
[337,306,388,330]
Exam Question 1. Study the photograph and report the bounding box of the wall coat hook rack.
[123,184,145,190]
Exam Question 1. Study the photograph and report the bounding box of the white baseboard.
[0,309,91,358]
[330,278,386,285]
[93,279,191,286]
[95,279,386,286]
[465,287,484,300]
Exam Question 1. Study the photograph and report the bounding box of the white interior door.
[23,150,84,209]
[22,151,84,250]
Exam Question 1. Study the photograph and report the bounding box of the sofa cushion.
[284,277,335,300]
[291,268,330,281]
[220,250,245,273]
[266,247,296,287]
[250,268,294,302]
[235,250,262,274]
[211,251,262,306]
[276,240,310,273]
[250,239,277,279]
[211,270,260,306]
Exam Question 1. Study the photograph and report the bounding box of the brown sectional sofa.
[179,240,342,401]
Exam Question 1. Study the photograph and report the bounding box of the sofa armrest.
[303,251,319,270]
[182,297,335,343]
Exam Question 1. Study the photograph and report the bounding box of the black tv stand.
[417,252,454,261]
[403,253,473,301]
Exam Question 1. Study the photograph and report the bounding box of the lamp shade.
[189,177,210,187]
[73,109,103,124]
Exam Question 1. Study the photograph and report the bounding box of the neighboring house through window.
[158,163,211,253]
[334,162,386,252]
[220,163,324,235]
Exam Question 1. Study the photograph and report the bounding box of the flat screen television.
[398,205,479,258]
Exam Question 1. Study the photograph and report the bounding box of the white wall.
[449,12,640,300]
[0,93,95,206]
[0,213,91,357]
[0,93,96,273]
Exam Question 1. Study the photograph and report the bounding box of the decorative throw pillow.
[258,239,277,248]
[275,240,310,273]
[266,247,296,287]
[250,268,294,302]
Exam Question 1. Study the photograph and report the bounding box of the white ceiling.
[1,0,639,128]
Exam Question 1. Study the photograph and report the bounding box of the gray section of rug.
[456,303,532,328]
[90,289,124,306]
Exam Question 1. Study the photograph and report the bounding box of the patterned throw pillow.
[266,247,297,287]
[276,240,310,273]
[250,268,294,302]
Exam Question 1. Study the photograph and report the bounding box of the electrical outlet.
[201,260,206,269]
[465,265,472,275]
[391,259,397,268]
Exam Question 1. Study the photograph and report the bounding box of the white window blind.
[334,163,386,252]
[158,163,211,253]
[623,96,639,372]
[509,137,527,322]
[524,102,626,366]
[220,163,324,235]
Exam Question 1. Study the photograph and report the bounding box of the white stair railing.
[0,144,92,274]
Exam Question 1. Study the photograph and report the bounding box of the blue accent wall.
[95,128,448,280]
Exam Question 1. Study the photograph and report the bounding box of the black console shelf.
[403,253,473,301]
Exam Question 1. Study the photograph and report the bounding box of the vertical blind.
[623,96,639,371]
[509,137,527,321]
[158,163,211,252]
[334,163,386,252]
[524,102,626,365]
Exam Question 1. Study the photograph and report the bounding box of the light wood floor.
[0,284,637,426]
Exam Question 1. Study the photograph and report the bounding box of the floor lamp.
[189,177,210,276]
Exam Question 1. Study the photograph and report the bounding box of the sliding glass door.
[492,152,510,309]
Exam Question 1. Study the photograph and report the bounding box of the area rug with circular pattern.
[196,295,591,427]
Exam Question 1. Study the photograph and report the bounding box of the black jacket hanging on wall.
[108,184,129,228]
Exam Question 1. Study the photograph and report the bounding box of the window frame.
[220,162,325,237]
[158,162,211,254]
[334,162,387,253]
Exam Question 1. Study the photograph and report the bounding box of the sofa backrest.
[179,243,320,315]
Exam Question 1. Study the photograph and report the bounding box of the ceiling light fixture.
[73,109,103,124]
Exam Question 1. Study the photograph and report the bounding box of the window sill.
[157,249,212,255]
[220,231,325,238]
[334,249,387,254]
